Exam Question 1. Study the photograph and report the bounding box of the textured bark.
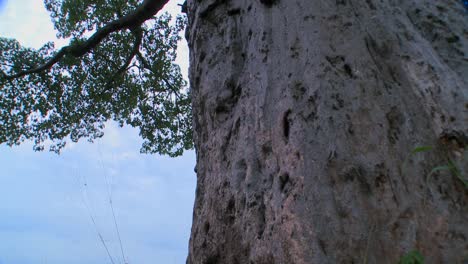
[186,0,467,263]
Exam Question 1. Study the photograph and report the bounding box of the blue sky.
[0,1,195,263]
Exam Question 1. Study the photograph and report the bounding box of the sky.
[0,1,195,264]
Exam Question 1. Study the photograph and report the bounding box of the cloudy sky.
[0,1,196,263]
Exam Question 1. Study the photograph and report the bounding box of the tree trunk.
[185,0,467,263]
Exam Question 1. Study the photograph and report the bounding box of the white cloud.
[0,0,66,48]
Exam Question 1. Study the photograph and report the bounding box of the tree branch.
[104,27,143,89]
[136,51,182,99]
[5,0,169,80]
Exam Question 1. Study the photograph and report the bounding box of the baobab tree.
[1,0,467,263]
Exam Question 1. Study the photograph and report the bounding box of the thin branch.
[136,51,182,99]
[105,27,143,89]
[5,0,169,80]
[117,28,143,75]
[136,51,153,72]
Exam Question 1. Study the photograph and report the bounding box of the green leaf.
[429,165,451,175]
[447,159,468,189]
[410,146,433,155]
[399,250,424,264]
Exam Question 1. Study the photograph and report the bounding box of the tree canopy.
[0,0,192,156]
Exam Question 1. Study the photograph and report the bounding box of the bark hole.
[227,8,241,16]
[199,51,206,62]
[257,202,266,239]
[204,253,220,264]
[439,129,468,149]
[341,166,371,194]
[226,197,236,224]
[279,173,290,192]
[325,55,345,67]
[386,106,404,145]
[283,110,291,141]
[204,221,210,234]
[365,0,376,10]
[374,163,388,188]
[318,239,328,256]
[259,0,278,7]
[261,142,273,156]
[343,63,354,78]
[234,159,247,188]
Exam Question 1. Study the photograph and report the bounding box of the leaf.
[447,159,468,189]
[429,165,451,175]
[401,146,433,176]
[427,160,468,189]
[411,146,433,155]
[426,165,451,184]
[399,250,424,264]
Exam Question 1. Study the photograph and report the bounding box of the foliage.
[399,250,424,264]
[0,0,192,156]
[407,146,467,189]
[399,146,466,263]
[427,159,468,189]
[410,146,433,155]
[44,0,142,39]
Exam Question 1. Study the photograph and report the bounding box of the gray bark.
[186,0,468,263]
